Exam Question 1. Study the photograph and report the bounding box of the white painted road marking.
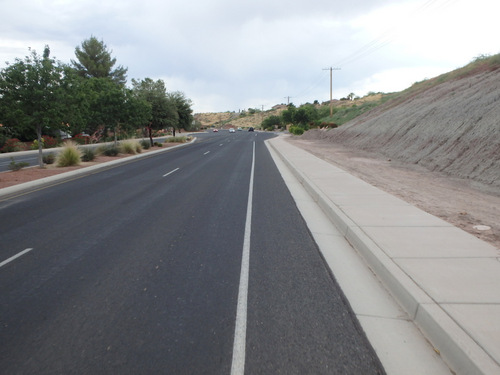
[0,248,33,268]
[204,151,210,155]
[162,168,180,177]
[231,141,255,375]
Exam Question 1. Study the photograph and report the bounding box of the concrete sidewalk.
[267,135,500,375]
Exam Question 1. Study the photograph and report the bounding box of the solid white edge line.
[230,141,255,375]
[162,167,180,177]
[0,248,33,268]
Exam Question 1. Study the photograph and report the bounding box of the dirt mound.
[302,63,500,190]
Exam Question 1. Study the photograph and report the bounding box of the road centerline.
[162,167,180,177]
[0,248,34,268]
[231,141,255,375]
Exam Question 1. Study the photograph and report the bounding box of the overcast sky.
[1,0,498,113]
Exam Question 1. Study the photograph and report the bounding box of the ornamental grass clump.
[56,141,81,167]
[164,136,187,143]
[120,140,141,155]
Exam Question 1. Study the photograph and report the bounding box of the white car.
[229,128,235,133]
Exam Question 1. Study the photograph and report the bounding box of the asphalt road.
[0,131,384,374]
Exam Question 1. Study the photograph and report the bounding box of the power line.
[332,0,457,67]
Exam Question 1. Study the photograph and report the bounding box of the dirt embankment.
[303,67,500,190]
[298,62,500,248]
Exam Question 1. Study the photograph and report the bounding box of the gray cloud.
[1,0,498,112]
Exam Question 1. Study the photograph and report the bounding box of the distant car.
[213,128,218,132]
[237,127,242,131]
[248,127,254,132]
[229,128,235,133]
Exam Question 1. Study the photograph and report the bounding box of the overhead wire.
[332,0,458,68]
[286,0,459,104]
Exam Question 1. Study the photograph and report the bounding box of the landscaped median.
[0,136,196,199]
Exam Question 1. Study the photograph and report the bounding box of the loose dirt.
[287,137,499,248]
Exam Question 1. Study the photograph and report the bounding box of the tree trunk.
[147,124,153,146]
[37,124,43,168]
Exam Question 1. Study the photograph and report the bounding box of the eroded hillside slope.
[302,60,500,189]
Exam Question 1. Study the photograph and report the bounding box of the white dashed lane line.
[0,248,33,268]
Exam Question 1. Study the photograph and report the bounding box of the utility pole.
[284,96,292,105]
[323,67,341,117]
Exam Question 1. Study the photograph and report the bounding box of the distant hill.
[301,55,500,189]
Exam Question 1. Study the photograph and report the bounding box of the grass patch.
[81,148,96,162]
[120,140,142,154]
[56,142,81,167]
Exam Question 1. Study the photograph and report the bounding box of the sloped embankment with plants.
[301,55,500,189]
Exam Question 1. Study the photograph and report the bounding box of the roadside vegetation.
[56,142,81,167]
[221,53,500,135]
[0,37,197,168]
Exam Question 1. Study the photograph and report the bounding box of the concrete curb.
[267,137,499,375]
[0,138,195,200]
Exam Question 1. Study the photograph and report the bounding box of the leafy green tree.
[131,78,176,145]
[82,77,137,143]
[293,104,318,129]
[262,115,281,130]
[281,104,296,125]
[0,46,66,167]
[167,91,193,136]
[71,36,128,86]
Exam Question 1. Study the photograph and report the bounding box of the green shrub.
[31,139,43,150]
[1,138,28,153]
[153,142,163,147]
[56,142,81,167]
[140,139,151,149]
[289,126,304,135]
[8,157,30,171]
[100,145,120,156]
[81,148,96,162]
[31,136,59,150]
[42,153,55,164]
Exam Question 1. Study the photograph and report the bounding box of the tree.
[262,115,281,130]
[167,91,193,136]
[0,46,66,167]
[281,104,296,125]
[82,77,133,143]
[131,78,176,145]
[71,37,127,86]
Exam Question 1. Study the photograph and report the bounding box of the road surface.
[0,130,384,374]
